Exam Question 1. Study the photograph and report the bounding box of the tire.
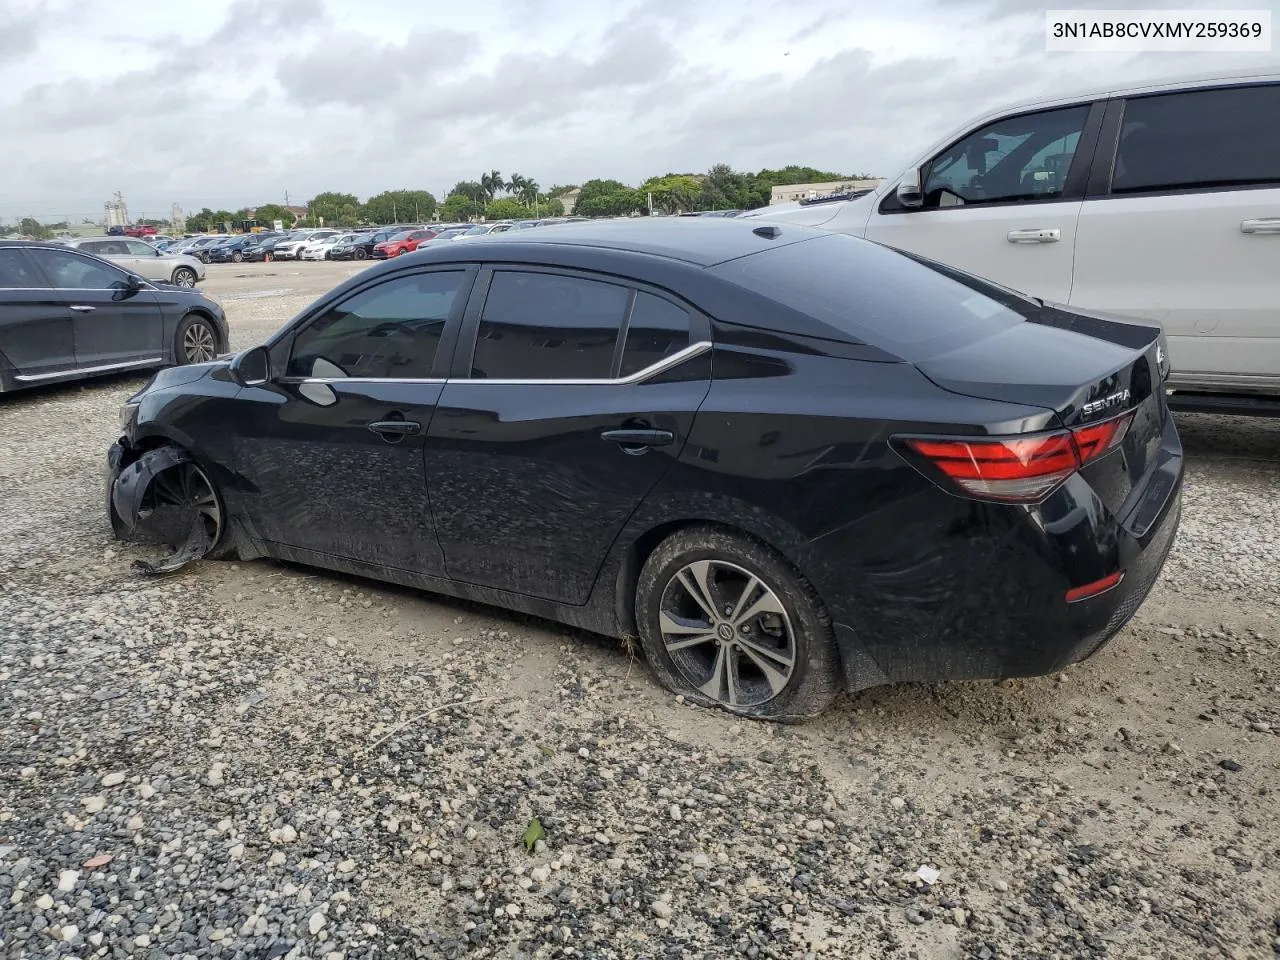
[393,247,404,257]
[172,267,197,288]
[231,251,243,263]
[635,526,841,722]
[199,252,211,264]
[354,247,367,261]
[174,313,218,365]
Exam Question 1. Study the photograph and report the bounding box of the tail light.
[896,411,1133,503]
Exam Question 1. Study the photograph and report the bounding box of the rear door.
[1070,83,1280,388]
[865,102,1102,303]
[27,247,163,368]
[425,266,712,604]
[0,246,76,381]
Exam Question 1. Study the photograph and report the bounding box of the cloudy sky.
[2,0,1276,221]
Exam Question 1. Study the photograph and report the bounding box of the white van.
[746,68,1280,410]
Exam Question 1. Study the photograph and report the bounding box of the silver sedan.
[59,237,206,288]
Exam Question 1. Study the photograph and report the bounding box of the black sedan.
[331,229,397,261]
[208,234,266,264]
[0,241,228,393]
[104,219,1181,719]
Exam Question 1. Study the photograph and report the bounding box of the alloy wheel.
[173,268,196,288]
[148,462,222,545]
[658,559,796,708]
[183,321,216,363]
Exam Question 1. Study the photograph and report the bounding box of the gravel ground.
[2,262,1280,959]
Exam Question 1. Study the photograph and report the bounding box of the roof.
[985,64,1278,117]
[421,217,818,267]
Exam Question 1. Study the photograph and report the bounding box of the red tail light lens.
[899,411,1134,503]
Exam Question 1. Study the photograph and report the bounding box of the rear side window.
[711,233,1029,362]
[471,271,630,379]
[0,248,46,288]
[287,271,463,379]
[1113,85,1280,193]
[620,293,691,376]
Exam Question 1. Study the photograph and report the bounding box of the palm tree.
[520,178,540,206]
[507,173,528,199]
[480,170,505,202]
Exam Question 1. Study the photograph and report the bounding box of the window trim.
[452,264,709,384]
[1087,81,1280,201]
[277,264,478,383]
[877,100,1104,216]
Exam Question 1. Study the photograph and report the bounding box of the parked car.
[330,230,395,260]
[60,237,206,288]
[106,226,126,236]
[300,233,355,261]
[456,223,511,239]
[745,68,1280,413]
[123,225,158,238]
[207,234,265,264]
[371,228,438,258]
[243,232,299,263]
[274,230,339,261]
[0,240,227,392]
[179,236,231,263]
[417,227,470,246]
[104,219,1180,720]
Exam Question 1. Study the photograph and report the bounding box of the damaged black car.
[106,219,1182,720]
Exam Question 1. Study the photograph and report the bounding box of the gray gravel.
[2,263,1279,959]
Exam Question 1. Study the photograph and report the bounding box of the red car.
[372,228,437,259]
[123,224,158,238]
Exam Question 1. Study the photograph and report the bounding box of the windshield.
[437,229,466,239]
[463,226,490,236]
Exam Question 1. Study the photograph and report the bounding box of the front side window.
[287,271,463,379]
[471,271,630,379]
[620,293,691,376]
[923,105,1090,207]
[0,248,46,288]
[1112,84,1280,193]
[31,249,129,289]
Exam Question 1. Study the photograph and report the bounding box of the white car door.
[122,239,164,280]
[1070,83,1280,389]
[863,102,1101,304]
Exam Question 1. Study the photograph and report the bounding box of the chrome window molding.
[286,340,712,388]
[14,357,164,382]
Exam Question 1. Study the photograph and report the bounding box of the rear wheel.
[172,267,197,288]
[354,247,368,261]
[175,314,218,365]
[635,526,841,721]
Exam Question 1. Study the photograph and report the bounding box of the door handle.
[601,428,674,448]
[69,304,96,312]
[1241,218,1280,234]
[368,419,421,440]
[1006,228,1060,243]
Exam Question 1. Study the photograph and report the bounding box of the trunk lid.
[915,304,1167,517]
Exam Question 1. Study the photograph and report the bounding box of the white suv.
[746,68,1280,409]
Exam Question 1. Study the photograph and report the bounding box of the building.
[769,179,882,205]
[555,188,581,215]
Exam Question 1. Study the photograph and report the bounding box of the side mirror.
[126,273,145,290]
[896,167,924,208]
[229,345,270,386]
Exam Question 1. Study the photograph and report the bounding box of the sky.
[2,0,1276,222]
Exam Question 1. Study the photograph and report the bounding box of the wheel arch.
[174,308,228,358]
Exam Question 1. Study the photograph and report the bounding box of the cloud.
[1,0,1276,221]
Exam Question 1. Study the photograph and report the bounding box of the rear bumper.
[822,416,1185,691]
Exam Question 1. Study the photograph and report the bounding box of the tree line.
[4,163,877,238]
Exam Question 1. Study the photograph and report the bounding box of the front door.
[1070,83,1280,386]
[232,266,474,574]
[0,247,76,381]
[426,267,711,604]
[28,247,163,368]
[865,102,1100,304]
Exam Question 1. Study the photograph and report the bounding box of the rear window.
[710,233,1031,362]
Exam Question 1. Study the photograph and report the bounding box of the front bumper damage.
[106,441,213,575]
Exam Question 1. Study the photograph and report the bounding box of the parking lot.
[3,260,1280,959]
